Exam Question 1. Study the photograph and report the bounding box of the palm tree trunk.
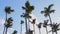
[21,24,22,34]
[28,18,30,34]
[39,28,41,34]
[48,15,52,24]
[5,27,8,34]
[25,17,28,34]
[52,29,54,34]
[5,13,7,34]
[56,31,57,34]
[3,13,7,34]
[3,26,6,34]
[49,15,53,34]
[33,24,35,34]
[46,27,48,34]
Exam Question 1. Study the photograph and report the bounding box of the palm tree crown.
[12,30,17,34]
[51,23,60,32]
[41,4,55,17]
[5,6,14,14]
[21,20,24,24]
[43,20,49,27]
[37,23,42,28]
[5,17,13,28]
[22,1,34,14]
[21,1,34,18]
[31,19,36,24]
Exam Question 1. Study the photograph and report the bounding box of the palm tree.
[37,23,42,34]
[43,20,49,34]
[49,23,60,34]
[29,29,33,34]
[41,4,55,24]
[31,19,36,34]
[5,17,13,34]
[3,6,14,34]
[12,30,17,34]
[41,4,55,34]
[20,20,24,34]
[21,1,34,34]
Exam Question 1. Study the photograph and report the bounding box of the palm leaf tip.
[41,11,44,14]
[14,30,17,33]
[11,10,14,12]
[37,23,42,28]
[49,4,54,6]
[12,30,17,34]
[21,20,24,24]
[25,1,30,8]
[31,19,36,24]
[30,4,34,9]
[22,7,26,10]
[8,17,13,21]
[20,15,23,17]
[50,10,55,13]
[44,7,47,9]
[48,4,54,9]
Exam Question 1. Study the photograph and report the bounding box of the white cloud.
[9,28,15,31]
[7,32,9,34]
[0,18,10,34]
[0,19,5,25]
[0,30,10,34]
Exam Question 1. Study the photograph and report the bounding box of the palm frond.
[30,6,34,10]
[50,10,55,13]
[21,20,24,24]
[5,6,14,14]
[31,19,36,24]
[57,28,60,31]
[22,6,26,10]
[44,7,47,10]
[44,13,48,17]
[25,1,30,8]
[41,11,45,14]
[12,30,17,34]
[5,17,13,28]
[43,20,49,27]
[48,4,54,9]
[37,23,42,28]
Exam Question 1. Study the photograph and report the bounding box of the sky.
[0,0,60,34]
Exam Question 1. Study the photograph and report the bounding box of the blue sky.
[0,0,60,34]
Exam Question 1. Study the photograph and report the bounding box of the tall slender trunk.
[5,13,8,34]
[5,27,8,34]
[46,27,48,34]
[28,18,30,33]
[48,15,52,24]
[56,31,57,34]
[3,26,5,34]
[25,17,28,34]
[3,13,7,34]
[33,24,35,34]
[49,15,53,34]
[21,24,22,34]
[39,28,41,34]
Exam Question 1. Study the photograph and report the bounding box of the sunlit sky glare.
[0,0,60,34]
